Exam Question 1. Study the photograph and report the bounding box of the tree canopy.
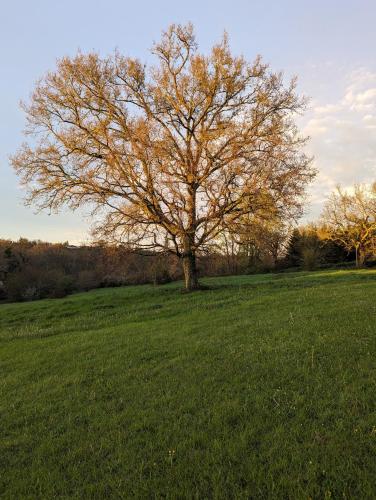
[322,183,376,267]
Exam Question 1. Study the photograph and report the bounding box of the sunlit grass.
[1,270,376,498]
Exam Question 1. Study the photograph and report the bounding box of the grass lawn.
[1,270,376,498]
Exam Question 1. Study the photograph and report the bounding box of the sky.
[1,0,376,244]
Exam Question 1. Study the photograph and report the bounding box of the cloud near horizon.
[303,67,376,219]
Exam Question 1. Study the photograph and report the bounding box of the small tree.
[11,24,314,290]
[221,203,291,270]
[285,225,322,269]
[322,184,376,267]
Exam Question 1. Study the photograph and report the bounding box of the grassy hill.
[1,270,376,498]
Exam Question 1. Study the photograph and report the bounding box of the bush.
[77,270,100,291]
[50,275,75,298]
[301,247,321,271]
[6,272,40,302]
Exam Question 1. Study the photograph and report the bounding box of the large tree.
[12,24,314,290]
[322,183,376,267]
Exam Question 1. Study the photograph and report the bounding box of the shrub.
[301,247,321,270]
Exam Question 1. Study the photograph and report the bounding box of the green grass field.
[1,270,376,498]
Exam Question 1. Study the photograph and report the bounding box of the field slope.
[1,270,376,498]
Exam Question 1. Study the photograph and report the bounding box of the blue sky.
[1,0,376,243]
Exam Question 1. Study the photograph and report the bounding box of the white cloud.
[302,67,376,220]
[313,104,342,116]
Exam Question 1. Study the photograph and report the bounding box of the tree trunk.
[355,245,366,268]
[182,250,199,291]
[183,181,199,290]
[358,247,366,267]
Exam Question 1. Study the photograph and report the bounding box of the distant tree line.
[0,240,175,302]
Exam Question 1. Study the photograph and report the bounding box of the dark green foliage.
[1,270,376,498]
[285,228,302,267]
[285,226,351,270]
